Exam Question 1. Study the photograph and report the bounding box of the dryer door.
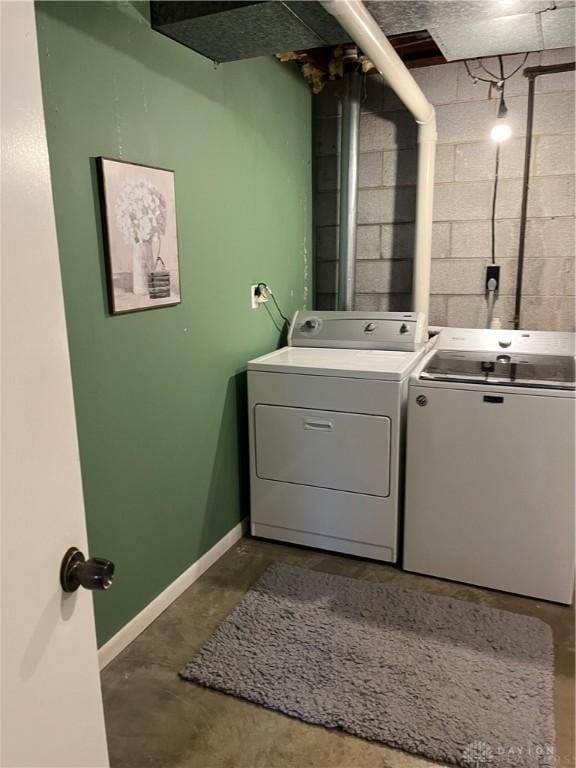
[254,405,391,497]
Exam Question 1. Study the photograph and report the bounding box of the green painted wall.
[35,1,311,646]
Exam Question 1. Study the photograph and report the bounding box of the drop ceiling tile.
[365,1,552,35]
[431,13,543,61]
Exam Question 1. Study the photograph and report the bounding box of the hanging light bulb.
[491,122,512,142]
[490,92,511,143]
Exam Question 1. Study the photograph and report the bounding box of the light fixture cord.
[491,143,501,266]
[463,52,528,89]
[489,57,507,267]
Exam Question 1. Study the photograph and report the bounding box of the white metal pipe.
[321,0,437,322]
[413,133,436,320]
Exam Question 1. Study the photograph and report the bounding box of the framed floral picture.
[97,157,181,314]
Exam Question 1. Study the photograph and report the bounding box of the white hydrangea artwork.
[98,158,181,314]
[115,179,167,247]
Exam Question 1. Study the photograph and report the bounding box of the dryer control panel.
[288,311,426,351]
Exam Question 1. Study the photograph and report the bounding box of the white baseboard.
[98,518,248,670]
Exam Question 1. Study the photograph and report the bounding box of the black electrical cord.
[478,54,528,82]
[463,53,528,87]
[489,57,506,267]
[257,282,290,326]
[263,302,284,333]
[498,54,506,85]
[270,294,290,325]
[491,144,501,266]
[256,282,290,336]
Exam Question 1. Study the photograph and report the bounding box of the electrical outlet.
[250,284,269,309]
[486,265,501,291]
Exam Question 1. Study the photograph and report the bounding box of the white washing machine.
[248,311,428,562]
[403,327,575,604]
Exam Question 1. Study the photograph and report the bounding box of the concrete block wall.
[314,48,575,330]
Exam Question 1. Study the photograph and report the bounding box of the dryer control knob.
[498,339,512,348]
[303,318,319,330]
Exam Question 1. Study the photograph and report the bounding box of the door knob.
[60,547,115,593]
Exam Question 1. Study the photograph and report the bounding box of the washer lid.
[421,351,576,390]
[248,346,427,381]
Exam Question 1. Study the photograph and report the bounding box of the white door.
[1,2,109,766]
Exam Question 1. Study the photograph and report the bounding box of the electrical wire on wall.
[263,303,284,333]
[464,54,528,266]
[463,54,528,328]
[489,57,507,268]
[256,283,290,334]
[463,54,528,93]
[490,143,501,267]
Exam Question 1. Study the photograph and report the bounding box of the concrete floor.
[101,537,575,768]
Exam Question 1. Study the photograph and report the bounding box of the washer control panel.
[437,328,575,357]
[288,311,426,351]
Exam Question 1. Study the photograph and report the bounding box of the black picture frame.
[97,157,181,315]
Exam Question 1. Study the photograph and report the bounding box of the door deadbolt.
[416,395,428,406]
[60,547,115,593]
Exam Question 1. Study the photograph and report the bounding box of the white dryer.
[403,327,575,604]
[247,311,428,562]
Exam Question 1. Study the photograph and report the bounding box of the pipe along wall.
[322,0,437,324]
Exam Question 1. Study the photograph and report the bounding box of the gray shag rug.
[180,564,555,767]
